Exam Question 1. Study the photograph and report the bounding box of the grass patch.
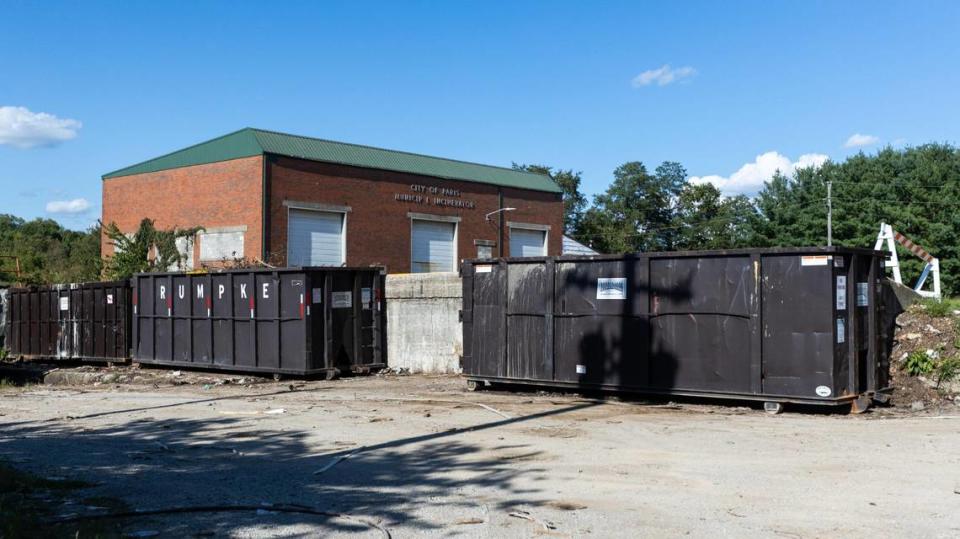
[0,460,127,538]
[920,297,960,318]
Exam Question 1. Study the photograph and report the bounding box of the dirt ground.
[1,373,959,538]
[888,302,960,409]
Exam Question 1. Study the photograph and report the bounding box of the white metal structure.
[507,221,550,258]
[509,227,547,257]
[874,222,941,299]
[287,209,345,266]
[411,218,457,273]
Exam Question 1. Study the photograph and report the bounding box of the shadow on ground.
[0,391,596,536]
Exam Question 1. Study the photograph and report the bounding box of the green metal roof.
[102,128,561,193]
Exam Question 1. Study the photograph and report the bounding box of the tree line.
[518,143,960,295]
[1,144,957,294]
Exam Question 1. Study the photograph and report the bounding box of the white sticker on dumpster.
[332,291,352,309]
[361,287,371,304]
[576,364,587,374]
[60,297,69,311]
[815,385,832,397]
[597,278,627,300]
[801,255,831,266]
[106,294,114,305]
[475,265,493,274]
[311,288,323,304]
[836,318,845,343]
[836,276,847,310]
[856,282,868,306]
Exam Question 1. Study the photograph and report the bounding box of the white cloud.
[690,151,829,195]
[631,64,696,87]
[844,133,879,148]
[46,198,91,214]
[0,106,82,149]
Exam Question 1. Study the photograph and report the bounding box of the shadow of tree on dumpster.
[0,399,597,536]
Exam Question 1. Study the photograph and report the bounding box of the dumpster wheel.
[466,379,481,392]
[763,402,784,415]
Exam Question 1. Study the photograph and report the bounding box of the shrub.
[934,357,960,390]
[904,350,936,376]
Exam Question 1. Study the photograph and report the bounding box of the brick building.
[101,128,563,272]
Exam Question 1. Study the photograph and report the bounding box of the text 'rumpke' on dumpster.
[132,267,386,377]
[5,281,131,362]
[461,247,899,413]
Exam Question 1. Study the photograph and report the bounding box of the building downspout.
[498,189,505,257]
[261,154,271,261]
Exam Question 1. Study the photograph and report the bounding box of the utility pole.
[826,180,832,247]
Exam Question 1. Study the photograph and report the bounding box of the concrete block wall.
[386,272,462,373]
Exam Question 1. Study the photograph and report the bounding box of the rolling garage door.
[288,209,344,266]
[411,219,456,272]
[510,227,546,257]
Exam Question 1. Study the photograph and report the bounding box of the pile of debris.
[890,301,960,411]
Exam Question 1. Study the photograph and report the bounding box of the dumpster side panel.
[554,315,649,387]
[211,273,233,365]
[467,263,505,377]
[761,254,835,398]
[132,267,382,376]
[279,272,307,372]
[506,262,551,380]
[256,273,280,370]
[650,314,751,392]
[650,256,753,392]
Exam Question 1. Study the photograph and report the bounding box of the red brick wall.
[267,156,563,272]
[101,156,264,262]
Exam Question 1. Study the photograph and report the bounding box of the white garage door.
[411,220,456,273]
[288,209,344,266]
[510,227,546,257]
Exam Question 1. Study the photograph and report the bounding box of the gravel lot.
[1,373,959,538]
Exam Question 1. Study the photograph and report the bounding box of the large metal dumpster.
[461,247,894,411]
[132,267,386,377]
[5,281,131,362]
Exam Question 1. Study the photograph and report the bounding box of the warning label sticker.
[836,276,847,310]
[475,265,493,274]
[801,255,831,266]
[596,278,627,300]
[332,291,352,309]
[856,282,869,307]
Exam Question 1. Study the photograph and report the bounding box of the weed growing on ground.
[921,298,959,318]
[904,349,936,376]
[934,357,960,391]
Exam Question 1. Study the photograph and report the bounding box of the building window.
[508,222,550,257]
[474,239,496,259]
[410,213,458,273]
[199,227,246,261]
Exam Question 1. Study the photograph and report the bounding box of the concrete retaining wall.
[386,272,462,373]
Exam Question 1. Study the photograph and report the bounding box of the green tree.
[752,144,960,294]
[672,183,759,250]
[0,215,101,285]
[102,219,203,280]
[580,161,686,253]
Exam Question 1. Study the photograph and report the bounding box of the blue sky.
[2,0,958,230]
